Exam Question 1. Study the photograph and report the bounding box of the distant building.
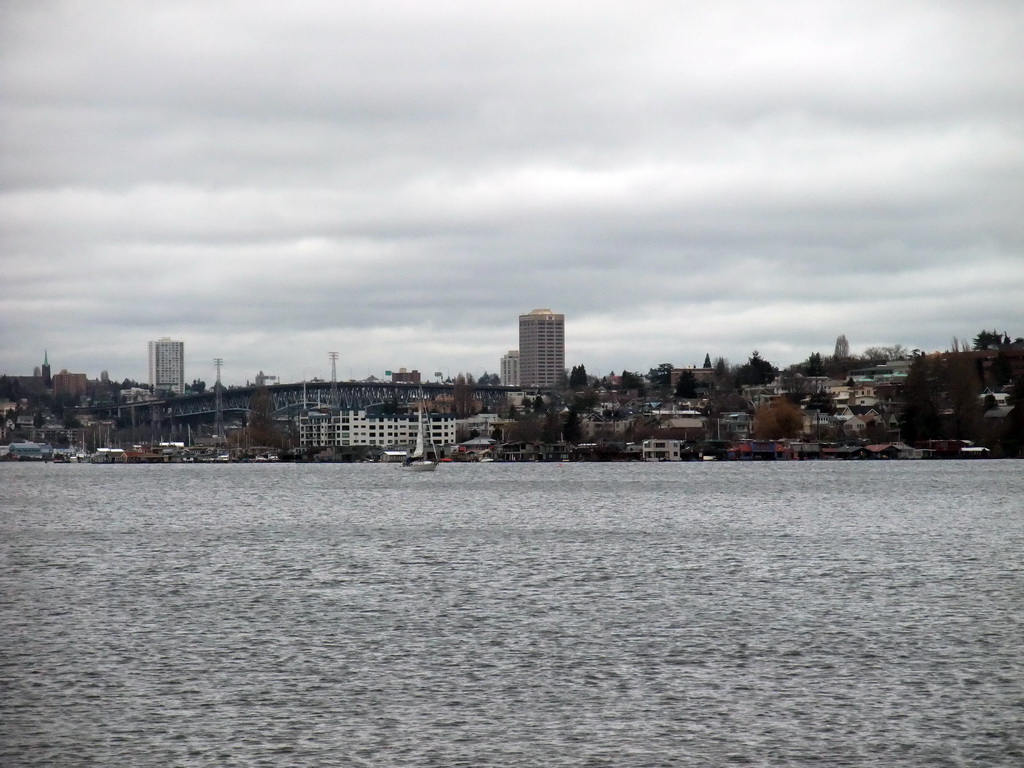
[390,368,421,384]
[120,387,156,403]
[500,350,520,387]
[641,438,686,461]
[518,309,564,389]
[670,365,716,389]
[11,353,49,396]
[7,441,53,461]
[253,371,278,387]
[848,359,913,383]
[148,337,185,395]
[298,408,457,449]
[52,369,88,398]
[459,412,503,438]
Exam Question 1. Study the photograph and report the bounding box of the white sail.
[403,396,437,471]
[411,410,426,459]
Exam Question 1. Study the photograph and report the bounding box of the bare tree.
[240,386,284,448]
[834,334,850,360]
[752,399,804,439]
[861,345,909,361]
[506,415,543,443]
[452,373,477,418]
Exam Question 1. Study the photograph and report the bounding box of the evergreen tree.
[735,351,777,387]
[943,354,983,441]
[647,363,674,390]
[804,352,825,377]
[674,370,699,398]
[805,389,835,414]
[563,408,581,443]
[620,370,645,393]
[972,329,1002,350]
[0,376,21,400]
[900,356,941,444]
[569,364,588,389]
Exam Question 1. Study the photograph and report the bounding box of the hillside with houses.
[481,335,1023,461]
[2,331,1022,462]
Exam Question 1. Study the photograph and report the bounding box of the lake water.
[1,461,1022,766]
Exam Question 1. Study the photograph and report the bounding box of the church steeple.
[42,350,52,388]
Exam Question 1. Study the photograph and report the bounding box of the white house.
[642,438,686,461]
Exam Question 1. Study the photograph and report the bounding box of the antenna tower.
[213,358,225,441]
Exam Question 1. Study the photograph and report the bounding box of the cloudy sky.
[3,1,1022,386]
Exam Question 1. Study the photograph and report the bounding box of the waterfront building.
[518,309,564,389]
[298,408,457,449]
[641,438,686,461]
[148,337,185,395]
[500,351,520,387]
[6,441,54,461]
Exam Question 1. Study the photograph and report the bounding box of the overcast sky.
[2,1,1022,386]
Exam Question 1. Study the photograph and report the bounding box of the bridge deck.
[76,381,519,420]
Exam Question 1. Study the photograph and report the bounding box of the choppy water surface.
[2,461,1022,766]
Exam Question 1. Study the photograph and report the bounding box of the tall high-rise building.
[500,350,520,387]
[148,337,185,394]
[518,309,565,389]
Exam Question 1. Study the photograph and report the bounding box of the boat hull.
[402,461,437,472]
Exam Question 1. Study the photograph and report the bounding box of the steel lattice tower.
[213,358,225,441]
[329,351,338,407]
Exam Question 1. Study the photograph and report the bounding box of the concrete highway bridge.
[76,380,519,424]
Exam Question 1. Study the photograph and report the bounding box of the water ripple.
[1,461,1022,766]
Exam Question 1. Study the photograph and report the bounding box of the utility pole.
[213,358,225,442]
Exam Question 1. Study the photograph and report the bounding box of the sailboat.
[403,398,438,472]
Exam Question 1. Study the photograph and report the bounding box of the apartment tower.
[148,337,185,394]
[518,309,564,389]
[500,350,520,387]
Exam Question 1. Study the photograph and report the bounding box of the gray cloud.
[2,1,1022,384]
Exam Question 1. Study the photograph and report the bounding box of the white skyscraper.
[518,309,565,389]
[148,337,185,394]
[500,350,520,387]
